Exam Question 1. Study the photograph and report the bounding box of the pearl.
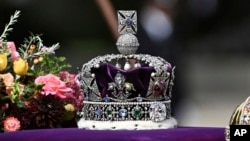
[134,63,141,68]
[115,63,121,69]
[124,62,131,71]
[94,64,100,68]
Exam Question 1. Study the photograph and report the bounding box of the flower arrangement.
[0,11,83,132]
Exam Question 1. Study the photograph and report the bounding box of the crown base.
[77,117,177,130]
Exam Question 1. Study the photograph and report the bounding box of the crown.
[225,96,250,141]
[77,10,177,130]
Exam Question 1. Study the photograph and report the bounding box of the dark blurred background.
[1,0,250,127]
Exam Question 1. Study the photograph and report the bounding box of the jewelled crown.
[77,10,177,130]
[225,96,250,141]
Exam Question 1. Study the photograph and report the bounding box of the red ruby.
[153,80,166,96]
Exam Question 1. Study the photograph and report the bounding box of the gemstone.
[125,18,133,26]
[119,109,128,117]
[136,96,143,102]
[240,114,250,124]
[108,84,114,90]
[167,63,172,71]
[149,103,166,122]
[134,109,141,117]
[152,80,166,96]
[107,109,112,116]
[245,103,250,109]
[124,83,133,91]
[104,95,110,102]
[96,109,103,116]
[114,72,125,85]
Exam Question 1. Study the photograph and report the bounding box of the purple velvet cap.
[91,63,155,98]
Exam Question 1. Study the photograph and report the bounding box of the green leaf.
[58,57,66,62]
[0,10,21,41]
[1,96,11,100]
[16,101,25,108]
[35,83,44,89]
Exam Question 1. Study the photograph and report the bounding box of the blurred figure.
[135,0,185,118]
[140,0,176,43]
[137,0,178,60]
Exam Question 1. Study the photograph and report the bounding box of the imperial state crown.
[77,10,177,130]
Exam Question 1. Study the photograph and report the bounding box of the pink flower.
[3,117,21,132]
[7,42,20,61]
[35,74,73,98]
[58,71,84,110]
[41,46,55,54]
[41,46,48,52]
[59,71,76,85]
[1,103,9,111]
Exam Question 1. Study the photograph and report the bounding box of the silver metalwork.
[108,72,135,100]
[116,10,139,55]
[116,34,139,55]
[82,100,171,121]
[118,10,137,34]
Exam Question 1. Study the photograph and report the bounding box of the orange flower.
[0,73,14,86]
[0,73,14,95]
[3,117,21,132]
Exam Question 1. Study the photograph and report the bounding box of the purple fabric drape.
[0,127,225,141]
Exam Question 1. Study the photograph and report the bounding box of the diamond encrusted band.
[82,101,171,122]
